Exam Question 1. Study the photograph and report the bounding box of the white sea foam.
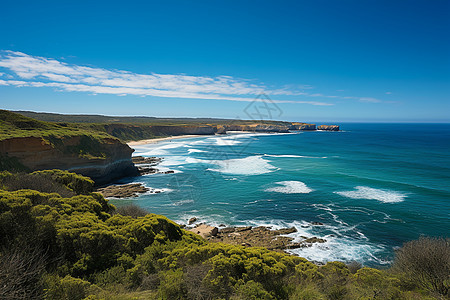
[187,148,206,154]
[245,219,388,264]
[186,155,278,175]
[168,199,194,206]
[133,141,190,156]
[207,156,278,175]
[264,154,327,158]
[266,181,314,194]
[208,137,242,146]
[335,186,407,203]
[185,157,210,164]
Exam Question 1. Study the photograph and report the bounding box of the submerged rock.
[132,156,162,165]
[311,221,324,226]
[96,183,149,198]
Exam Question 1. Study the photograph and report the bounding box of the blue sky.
[0,0,449,122]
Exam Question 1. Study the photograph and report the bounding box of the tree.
[393,237,450,296]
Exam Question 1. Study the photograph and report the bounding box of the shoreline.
[127,134,206,146]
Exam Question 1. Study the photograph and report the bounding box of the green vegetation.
[0,110,128,163]
[2,109,296,144]
[15,110,292,126]
[0,170,447,299]
[0,109,112,141]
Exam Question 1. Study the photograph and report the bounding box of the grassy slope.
[12,110,299,142]
[15,110,293,126]
[0,110,113,141]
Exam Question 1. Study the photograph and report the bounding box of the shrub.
[115,204,150,218]
[0,245,46,300]
[0,155,29,172]
[0,172,75,197]
[158,269,187,299]
[44,275,98,300]
[393,236,450,296]
[32,169,94,195]
[232,280,274,299]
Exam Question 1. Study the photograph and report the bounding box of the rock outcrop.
[289,123,317,130]
[317,125,340,131]
[216,124,291,134]
[97,183,149,198]
[188,224,219,238]
[0,136,138,185]
[200,225,327,252]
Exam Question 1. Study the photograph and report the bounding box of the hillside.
[15,110,292,126]
[0,170,446,299]
[13,110,338,142]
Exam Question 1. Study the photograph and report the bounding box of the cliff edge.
[0,110,137,184]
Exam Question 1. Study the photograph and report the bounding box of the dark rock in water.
[188,217,197,225]
[286,243,302,249]
[97,183,149,198]
[311,221,324,226]
[317,125,339,131]
[303,237,326,244]
[275,227,297,234]
[132,156,162,165]
[163,170,175,174]
[137,166,158,175]
[219,224,226,227]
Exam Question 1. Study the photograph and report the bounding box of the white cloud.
[359,97,382,103]
[0,50,388,106]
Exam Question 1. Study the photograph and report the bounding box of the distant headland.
[1,110,339,185]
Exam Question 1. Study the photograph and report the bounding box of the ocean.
[110,123,450,267]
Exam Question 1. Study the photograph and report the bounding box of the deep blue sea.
[111,124,450,267]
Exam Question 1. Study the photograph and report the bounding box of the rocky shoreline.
[186,221,327,254]
[96,156,175,198]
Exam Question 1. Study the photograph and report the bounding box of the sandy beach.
[127,135,205,146]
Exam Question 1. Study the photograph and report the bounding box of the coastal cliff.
[0,110,138,184]
[317,125,340,131]
[1,110,339,185]
[0,136,138,185]
[216,124,291,134]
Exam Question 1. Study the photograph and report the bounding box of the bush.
[158,269,186,299]
[115,204,150,218]
[32,169,94,195]
[0,155,29,172]
[393,236,450,296]
[233,280,274,299]
[44,275,98,300]
[0,245,46,300]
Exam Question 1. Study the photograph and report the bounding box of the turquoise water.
[111,124,450,266]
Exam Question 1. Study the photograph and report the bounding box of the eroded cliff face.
[216,124,291,134]
[289,123,317,130]
[0,136,138,185]
[317,125,340,131]
[100,122,338,139]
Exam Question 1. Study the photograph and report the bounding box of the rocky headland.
[0,135,138,185]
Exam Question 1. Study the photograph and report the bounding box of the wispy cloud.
[0,51,389,105]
